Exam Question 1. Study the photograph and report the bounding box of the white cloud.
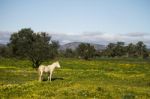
[0,31,12,44]
[0,31,150,47]
[50,32,150,47]
[125,32,150,37]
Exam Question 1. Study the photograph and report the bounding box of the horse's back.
[38,65,50,73]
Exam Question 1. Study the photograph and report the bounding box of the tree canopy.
[103,41,149,58]
[8,28,59,68]
[76,43,96,60]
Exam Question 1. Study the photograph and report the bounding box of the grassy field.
[0,58,150,99]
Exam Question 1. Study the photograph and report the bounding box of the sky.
[0,0,150,46]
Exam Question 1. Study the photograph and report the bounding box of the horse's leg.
[48,76,49,81]
[49,71,52,82]
[48,72,50,81]
[39,71,43,81]
[38,70,41,81]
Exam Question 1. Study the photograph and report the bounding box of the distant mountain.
[59,42,106,51]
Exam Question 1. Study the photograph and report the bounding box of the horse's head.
[55,61,61,68]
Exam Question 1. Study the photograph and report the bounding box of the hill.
[59,42,106,51]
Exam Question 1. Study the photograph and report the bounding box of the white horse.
[38,61,60,82]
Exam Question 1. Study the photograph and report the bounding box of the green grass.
[0,58,150,99]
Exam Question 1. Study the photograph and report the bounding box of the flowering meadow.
[0,58,150,98]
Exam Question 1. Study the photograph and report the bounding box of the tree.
[126,43,136,57]
[0,46,12,58]
[64,48,75,58]
[105,42,126,57]
[49,41,60,59]
[114,42,126,56]
[105,43,116,57]
[8,28,59,68]
[76,43,96,60]
[135,41,147,57]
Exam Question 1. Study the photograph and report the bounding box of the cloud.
[0,31,150,47]
[49,32,150,47]
[0,31,12,44]
[125,32,150,37]
[120,32,150,47]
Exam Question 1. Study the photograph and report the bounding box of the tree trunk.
[32,60,41,69]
